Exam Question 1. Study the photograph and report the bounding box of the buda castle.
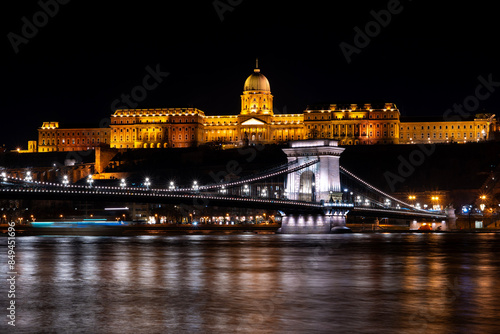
[35,64,497,152]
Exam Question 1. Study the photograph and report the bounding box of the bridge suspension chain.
[339,166,431,213]
[171,158,320,192]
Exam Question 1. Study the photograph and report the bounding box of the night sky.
[3,0,499,149]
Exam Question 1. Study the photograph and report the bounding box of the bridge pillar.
[445,206,457,230]
[282,140,345,203]
[279,140,348,234]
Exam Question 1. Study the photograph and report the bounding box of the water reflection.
[3,233,499,333]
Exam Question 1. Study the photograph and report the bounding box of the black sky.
[2,0,499,149]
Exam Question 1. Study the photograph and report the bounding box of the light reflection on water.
[1,233,499,333]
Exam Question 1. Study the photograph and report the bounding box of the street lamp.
[120,178,126,188]
[244,184,250,196]
[169,181,175,191]
[431,196,440,210]
[1,172,6,182]
[479,195,487,211]
[144,177,151,189]
[62,175,69,187]
[87,174,93,187]
[25,171,32,182]
[192,181,199,191]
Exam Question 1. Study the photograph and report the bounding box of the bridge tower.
[280,140,348,233]
[283,140,344,203]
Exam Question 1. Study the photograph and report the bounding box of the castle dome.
[243,68,270,92]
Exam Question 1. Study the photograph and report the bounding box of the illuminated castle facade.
[36,65,497,152]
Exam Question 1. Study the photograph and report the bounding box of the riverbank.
[0,223,281,236]
[2,223,499,236]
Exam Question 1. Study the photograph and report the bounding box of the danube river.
[1,233,499,333]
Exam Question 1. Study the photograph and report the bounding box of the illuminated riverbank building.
[36,64,497,152]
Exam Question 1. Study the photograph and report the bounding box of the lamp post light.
[192,181,199,191]
[1,172,7,182]
[120,178,126,188]
[144,177,151,190]
[431,196,440,210]
[479,195,487,211]
[62,175,69,187]
[25,171,32,182]
[408,195,416,206]
[87,174,93,187]
[244,184,250,196]
[169,181,175,191]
